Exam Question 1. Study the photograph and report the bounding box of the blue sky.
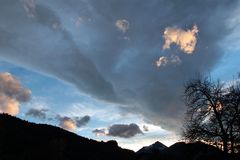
[0,60,177,151]
[0,0,240,151]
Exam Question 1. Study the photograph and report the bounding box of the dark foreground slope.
[0,114,134,160]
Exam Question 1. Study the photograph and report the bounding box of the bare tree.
[182,77,240,153]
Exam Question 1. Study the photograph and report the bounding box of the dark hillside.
[0,114,134,160]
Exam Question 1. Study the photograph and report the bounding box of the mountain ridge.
[0,113,134,160]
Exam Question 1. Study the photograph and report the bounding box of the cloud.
[56,115,91,131]
[115,19,130,33]
[0,1,118,103]
[0,72,31,116]
[58,116,77,131]
[107,123,143,138]
[156,56,168,68]
[163,25,199,54]
[21,0,36,17]
[26,108,48,119]
[143,125,149,132]
[75,16,83,27]
[0,94,19,116]
[92,128,107,136]
[75,115,91,127]
[93,123,143,138]
[0,0,238,132]
[156,55,181,68]
[170,55,182,64]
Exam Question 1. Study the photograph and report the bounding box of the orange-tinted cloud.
[163,25,199,54]
[0,72,31,116]
[60,117,77,131]
[0,93,19,116]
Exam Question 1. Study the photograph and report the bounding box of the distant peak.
[153,141,164,145]
[150,141,167,148]
[137,141,167,154]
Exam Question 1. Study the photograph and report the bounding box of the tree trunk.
[230,138,235,153]
[223,139,228,154]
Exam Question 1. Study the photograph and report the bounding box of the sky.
[0,0,240,151]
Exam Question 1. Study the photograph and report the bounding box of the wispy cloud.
[21,0,36,17]
[156,55,181,68]
[156,56,168,68]
[170,55,182,64]
[75,16,83,28]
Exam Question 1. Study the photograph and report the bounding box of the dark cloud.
[143,125,149,132]
[93,123,143,138]
[108,123,143,138]
[26,108,47,119]
[76,0,238,131]
[75,115,91,127]
[0,0,238,132]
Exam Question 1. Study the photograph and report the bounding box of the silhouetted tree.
[182,77,240,153]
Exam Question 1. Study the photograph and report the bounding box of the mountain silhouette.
[0,113,134,160]
[137,141,167,154]
[135,141,239,160]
